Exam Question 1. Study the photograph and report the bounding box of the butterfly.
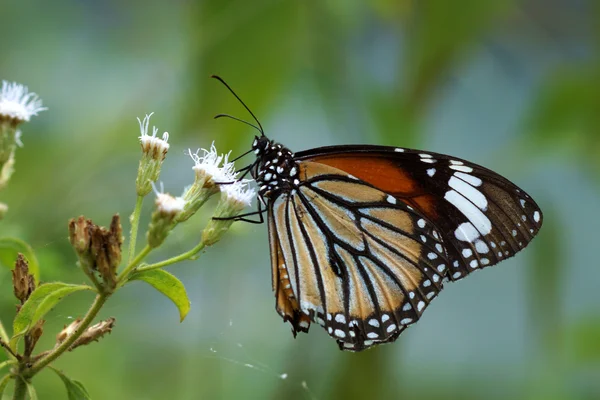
[212,76,543,352]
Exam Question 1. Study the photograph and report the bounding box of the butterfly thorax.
[251,137,299,200]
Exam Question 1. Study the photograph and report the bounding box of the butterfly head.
[251,136,298,199]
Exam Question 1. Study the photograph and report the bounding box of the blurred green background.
[1,0,599,399]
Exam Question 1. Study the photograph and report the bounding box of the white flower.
[138,113,169,158]
[220,180,256,209]
[188,143,237,185]
[147,183,185,248]
[0,81,46,122]
[153,184,185,215]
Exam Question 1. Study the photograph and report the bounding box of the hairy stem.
[12,376,27,400]
[127,196,144,265]
[136,242,205,273]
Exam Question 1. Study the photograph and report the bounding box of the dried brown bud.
[107,214,123,270]
[71,215,123,291]
[12,254,35,303]
[70,317,115,350]
[26,319,45,355]
[56,318,82,345]
[68,216,92,256]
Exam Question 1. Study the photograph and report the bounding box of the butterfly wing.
[268,161,452,351]
[294,145,543,282]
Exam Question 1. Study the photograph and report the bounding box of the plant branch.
[0,339,18,361]
[136,242,205,273]
[127,196,144,264]
[117,245,152,285]
[25,294,108,378]
[12,376,27,400]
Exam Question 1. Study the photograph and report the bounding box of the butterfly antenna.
[211,75,265,136]
[230,148,255,162]
[214,113,262,134]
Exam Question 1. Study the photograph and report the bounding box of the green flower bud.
[135,113,170,197]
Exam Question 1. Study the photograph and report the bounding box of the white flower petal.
[221,180,256,208]
[189,142,237,184]
[0,81,47,122]
[138,113,169,154]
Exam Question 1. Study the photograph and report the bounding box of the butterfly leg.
[212,197,266,224]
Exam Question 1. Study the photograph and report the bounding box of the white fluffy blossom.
[138,113,169,158]
[188,143,237,186]
[0,81,46,122]
[220,180,256,209]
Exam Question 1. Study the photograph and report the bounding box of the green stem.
[127,196,144,265]
[24,294,108,378]
[12,376,27,400]
[117,245,152,285]
[136,242,205,273]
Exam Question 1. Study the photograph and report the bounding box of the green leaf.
[131,269,190,322]
[0,237,40,283]
[51,367,91,400]
[12,283,93,339]
[0,374,11,398]
[26,380,38,400]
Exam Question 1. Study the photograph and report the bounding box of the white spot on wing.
[387,195,397,204]
[446,192,492,235]
[454,171,482,187]
[334,329,346,338]
[475,240,489,254]
[368,319,380,328]
[448,176,488,210]
[394,148,405,152]
[450,165,474,173]
[533,211,540,223]
[454,222,481,243]
[427,168,436,177]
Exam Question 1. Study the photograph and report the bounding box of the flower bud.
[12,253,35,304]
[27,319,45,352]
[147,191,185,248]
[135,113,169,197]
[68,216,92,256]
[202,181,255,246]
[69,215,123,291]
[70,317,115,350]
[56,318,82,344]
[177,145,237,222]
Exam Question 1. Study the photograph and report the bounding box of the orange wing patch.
[300,155,419,195]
